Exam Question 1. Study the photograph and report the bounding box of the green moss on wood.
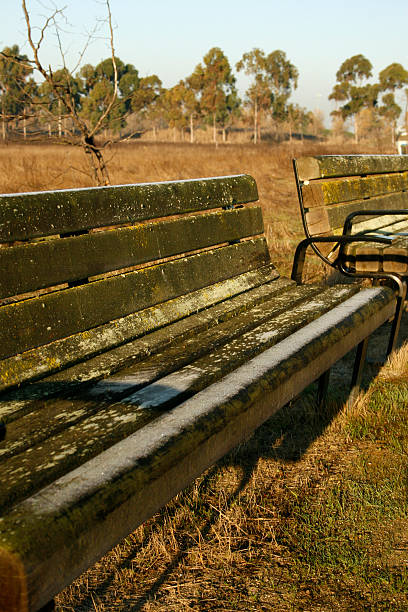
[0,175,258,243]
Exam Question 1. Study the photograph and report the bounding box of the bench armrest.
[343,209,408,236]
[291,234,396,285]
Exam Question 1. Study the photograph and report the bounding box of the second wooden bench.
[292,154,408,353]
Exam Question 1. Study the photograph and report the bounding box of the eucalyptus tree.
[265,50,299,129]
[190,47,238,143]
[378,63,408,142]
[237,48,298,142]
[79,58,139,133]
[158,80,198,141]
[0,44,35,139]
[38,68,82,137]
[236,48,273,143]
[329,54,378,143]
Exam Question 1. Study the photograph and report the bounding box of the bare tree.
[21,0,118,185]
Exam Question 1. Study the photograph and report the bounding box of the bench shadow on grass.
[61,315,405,612]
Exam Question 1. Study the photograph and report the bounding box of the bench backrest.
[294,155,408,240]
[0,175,273,392]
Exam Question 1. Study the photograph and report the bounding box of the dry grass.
[1,140,406,611]
[55,333,408,612]
[0,140,386,278]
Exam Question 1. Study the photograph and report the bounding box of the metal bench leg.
[349,337,369,406]
[386,292,405,357]
[317,369,331,408]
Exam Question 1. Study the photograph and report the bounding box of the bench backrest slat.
[0,174,272,390]
[296,155,408,181]
[0,207,264,300]
[0,265,279,394]
[1,238,269,360]
[305,192,408,235]
[294,156,408,240]
[302,171,408,208]
[0,175,258,242]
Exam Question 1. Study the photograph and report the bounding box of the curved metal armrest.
[291,234,393,284]
[343,209,408,235]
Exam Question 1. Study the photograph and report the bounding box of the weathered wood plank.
[0,284,361,513]
[0,264,279,394]
[352,215,408,235]
[0,286,395,612]
[343,236,408,274]
[305,192,408,235]
[0,238,270,361]
[383,237,408,273]
[296,155,408,181]
[0,207,264,299]
[0,175,258,242]
[0,273,290,425]
[0,281,314,460]
[302,172,408,208]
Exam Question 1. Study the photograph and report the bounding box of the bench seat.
[0,175,397,612]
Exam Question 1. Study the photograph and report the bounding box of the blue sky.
[2,0,408,126]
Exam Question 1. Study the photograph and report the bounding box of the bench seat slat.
[0,280,313,460]
[0,286,395,612]
[0,264,280,395]
[302,172,408,208]
[0,273,291,426]
[0,174,258,242]
[0,207,264,300]
[0,284,361,514]
[0,238,269,361]
[296,155,408,181]
[343,235,408,274]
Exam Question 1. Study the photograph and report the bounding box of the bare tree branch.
[89,0,118,138]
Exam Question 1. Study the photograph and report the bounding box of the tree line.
[0,44,307,147]
[329,54,408,144]
[2,7,408,186]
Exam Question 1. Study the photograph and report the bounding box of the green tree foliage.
[378,63,408,142]
[0,45,35,137]
[335,54,372,84]
[237,48,298,142]
[131,74,162,114]
[38,68,82,135]
[190,47,238,142]
[79,57,139,130]
[159,81,199,141]
[379,63,408,91]
[236,48,273,143]
[329,54,378,142]
[265,50,299,125]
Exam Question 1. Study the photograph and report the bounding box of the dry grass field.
[0,139,390,277]
[1,141,407,611]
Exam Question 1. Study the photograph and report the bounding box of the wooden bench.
[292,154,408,353]
[0,175,397,612]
